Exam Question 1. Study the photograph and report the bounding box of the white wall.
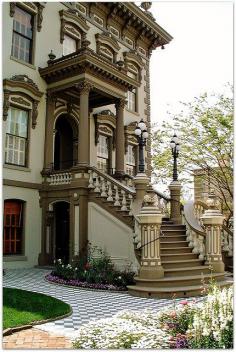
[88,202,139,272]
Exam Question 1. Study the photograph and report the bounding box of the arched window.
[3,200,24,255]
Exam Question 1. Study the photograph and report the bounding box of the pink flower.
[170,311,177,318]
[180,300,188,305]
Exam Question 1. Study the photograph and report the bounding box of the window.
[63,34,77,56]
[11,6,34,63]
[97,135,109,173]
[126,145,136,176]
[5,107,28,167]
[3,200,24,255]
[127,89,137,112]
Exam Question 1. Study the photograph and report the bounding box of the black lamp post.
[135,119,149,173]
[170,133,180,181]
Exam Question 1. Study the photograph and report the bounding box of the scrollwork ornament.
[76,81,93,94]
[10,2,16,17]
[32,100,38,129]
[115,98,126,112]
[3,90,10,121]
[37,3,44,32]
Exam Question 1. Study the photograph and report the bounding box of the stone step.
[162,259,204,269]
[134,273,225,288]
[160,241,189,248]
[161,225,186,230]
[161,253,198,261]
[160,235,187,242]
[127,279,233,299]
[164,265,211,277]
[160,246,193,254]
[161,227,186,235]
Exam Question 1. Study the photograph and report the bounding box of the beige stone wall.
[88,202,139,271]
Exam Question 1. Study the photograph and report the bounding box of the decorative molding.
[123,51,144,69]
[95,32,120,63]
[11,96,31,107]
[94,112,116,146]
[3,75,43,128]
[3,90,10,121]
[9,2,16,17]
[59,9,89,44]
[37,3,45,32]
[76,81,93,94]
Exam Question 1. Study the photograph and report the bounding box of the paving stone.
[3,268,205,341]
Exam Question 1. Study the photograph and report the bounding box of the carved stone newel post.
[169,181,182,224]
[136,194,164,279]
[200,191,225,273]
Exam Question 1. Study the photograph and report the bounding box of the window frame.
[11,5,35,65]
[4,105,30,168]
[3,199,25,256]
[63,33,78,56]
[127,88,137,112]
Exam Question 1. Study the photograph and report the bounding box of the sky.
[148,1,233,126]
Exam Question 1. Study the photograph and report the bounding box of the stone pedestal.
[136,196,164,280]
[169,181,182,224]
[133,173,149,215]
[201,208,225,273]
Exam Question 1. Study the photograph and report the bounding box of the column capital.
[46,92,57,103]
[76,81,93,94]
[115,98,126,111]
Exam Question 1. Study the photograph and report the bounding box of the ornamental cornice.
[3,75,43,99]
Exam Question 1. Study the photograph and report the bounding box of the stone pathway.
[3,268,205,349]
[3,328,72,349]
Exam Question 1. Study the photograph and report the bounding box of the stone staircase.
[129,219,233,298]
[88,168,135,228]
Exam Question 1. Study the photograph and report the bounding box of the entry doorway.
[54,202,70,263]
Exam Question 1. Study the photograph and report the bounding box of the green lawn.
[3,287,71,329]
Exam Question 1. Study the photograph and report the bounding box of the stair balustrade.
[221,222,233,257]
[88,167,135,216]
[182,201,206,260]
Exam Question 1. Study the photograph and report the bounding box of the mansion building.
[3,2,172,269]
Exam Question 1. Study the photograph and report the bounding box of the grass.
[3,287,71,329]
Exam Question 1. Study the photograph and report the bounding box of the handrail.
[89,166,136,195]
[152,187,171,201]
[183,201,205,236]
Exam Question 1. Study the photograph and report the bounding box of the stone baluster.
[228,234,233,256]
[188,229,194,248]
[107,182,113,202]
[114,186,121,206]
[128,194,133,215]
[101,177,108,197]
[121,190,127,211]
[198,235,205,260]
[88,170,95,189]
[192,232,199,254]
[94,174,100,193]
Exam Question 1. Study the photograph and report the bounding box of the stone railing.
[49,172,72,185]
[152,188,170,218]
[88,166,135,215]
[221,221,233,257]
[182,201,206,260]
[183,200,233,262]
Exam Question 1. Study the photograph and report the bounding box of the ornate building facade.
[3,2,172,269]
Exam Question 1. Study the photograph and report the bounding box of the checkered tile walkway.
[3,268,205,337]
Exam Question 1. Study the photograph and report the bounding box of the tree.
[152,85,233,221]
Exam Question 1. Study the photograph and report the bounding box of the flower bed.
[48,245,135,291]
[72,285,233,349]
[45,274,127,291]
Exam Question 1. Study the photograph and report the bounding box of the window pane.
[14,6,33,39]
[63,35,77,56]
